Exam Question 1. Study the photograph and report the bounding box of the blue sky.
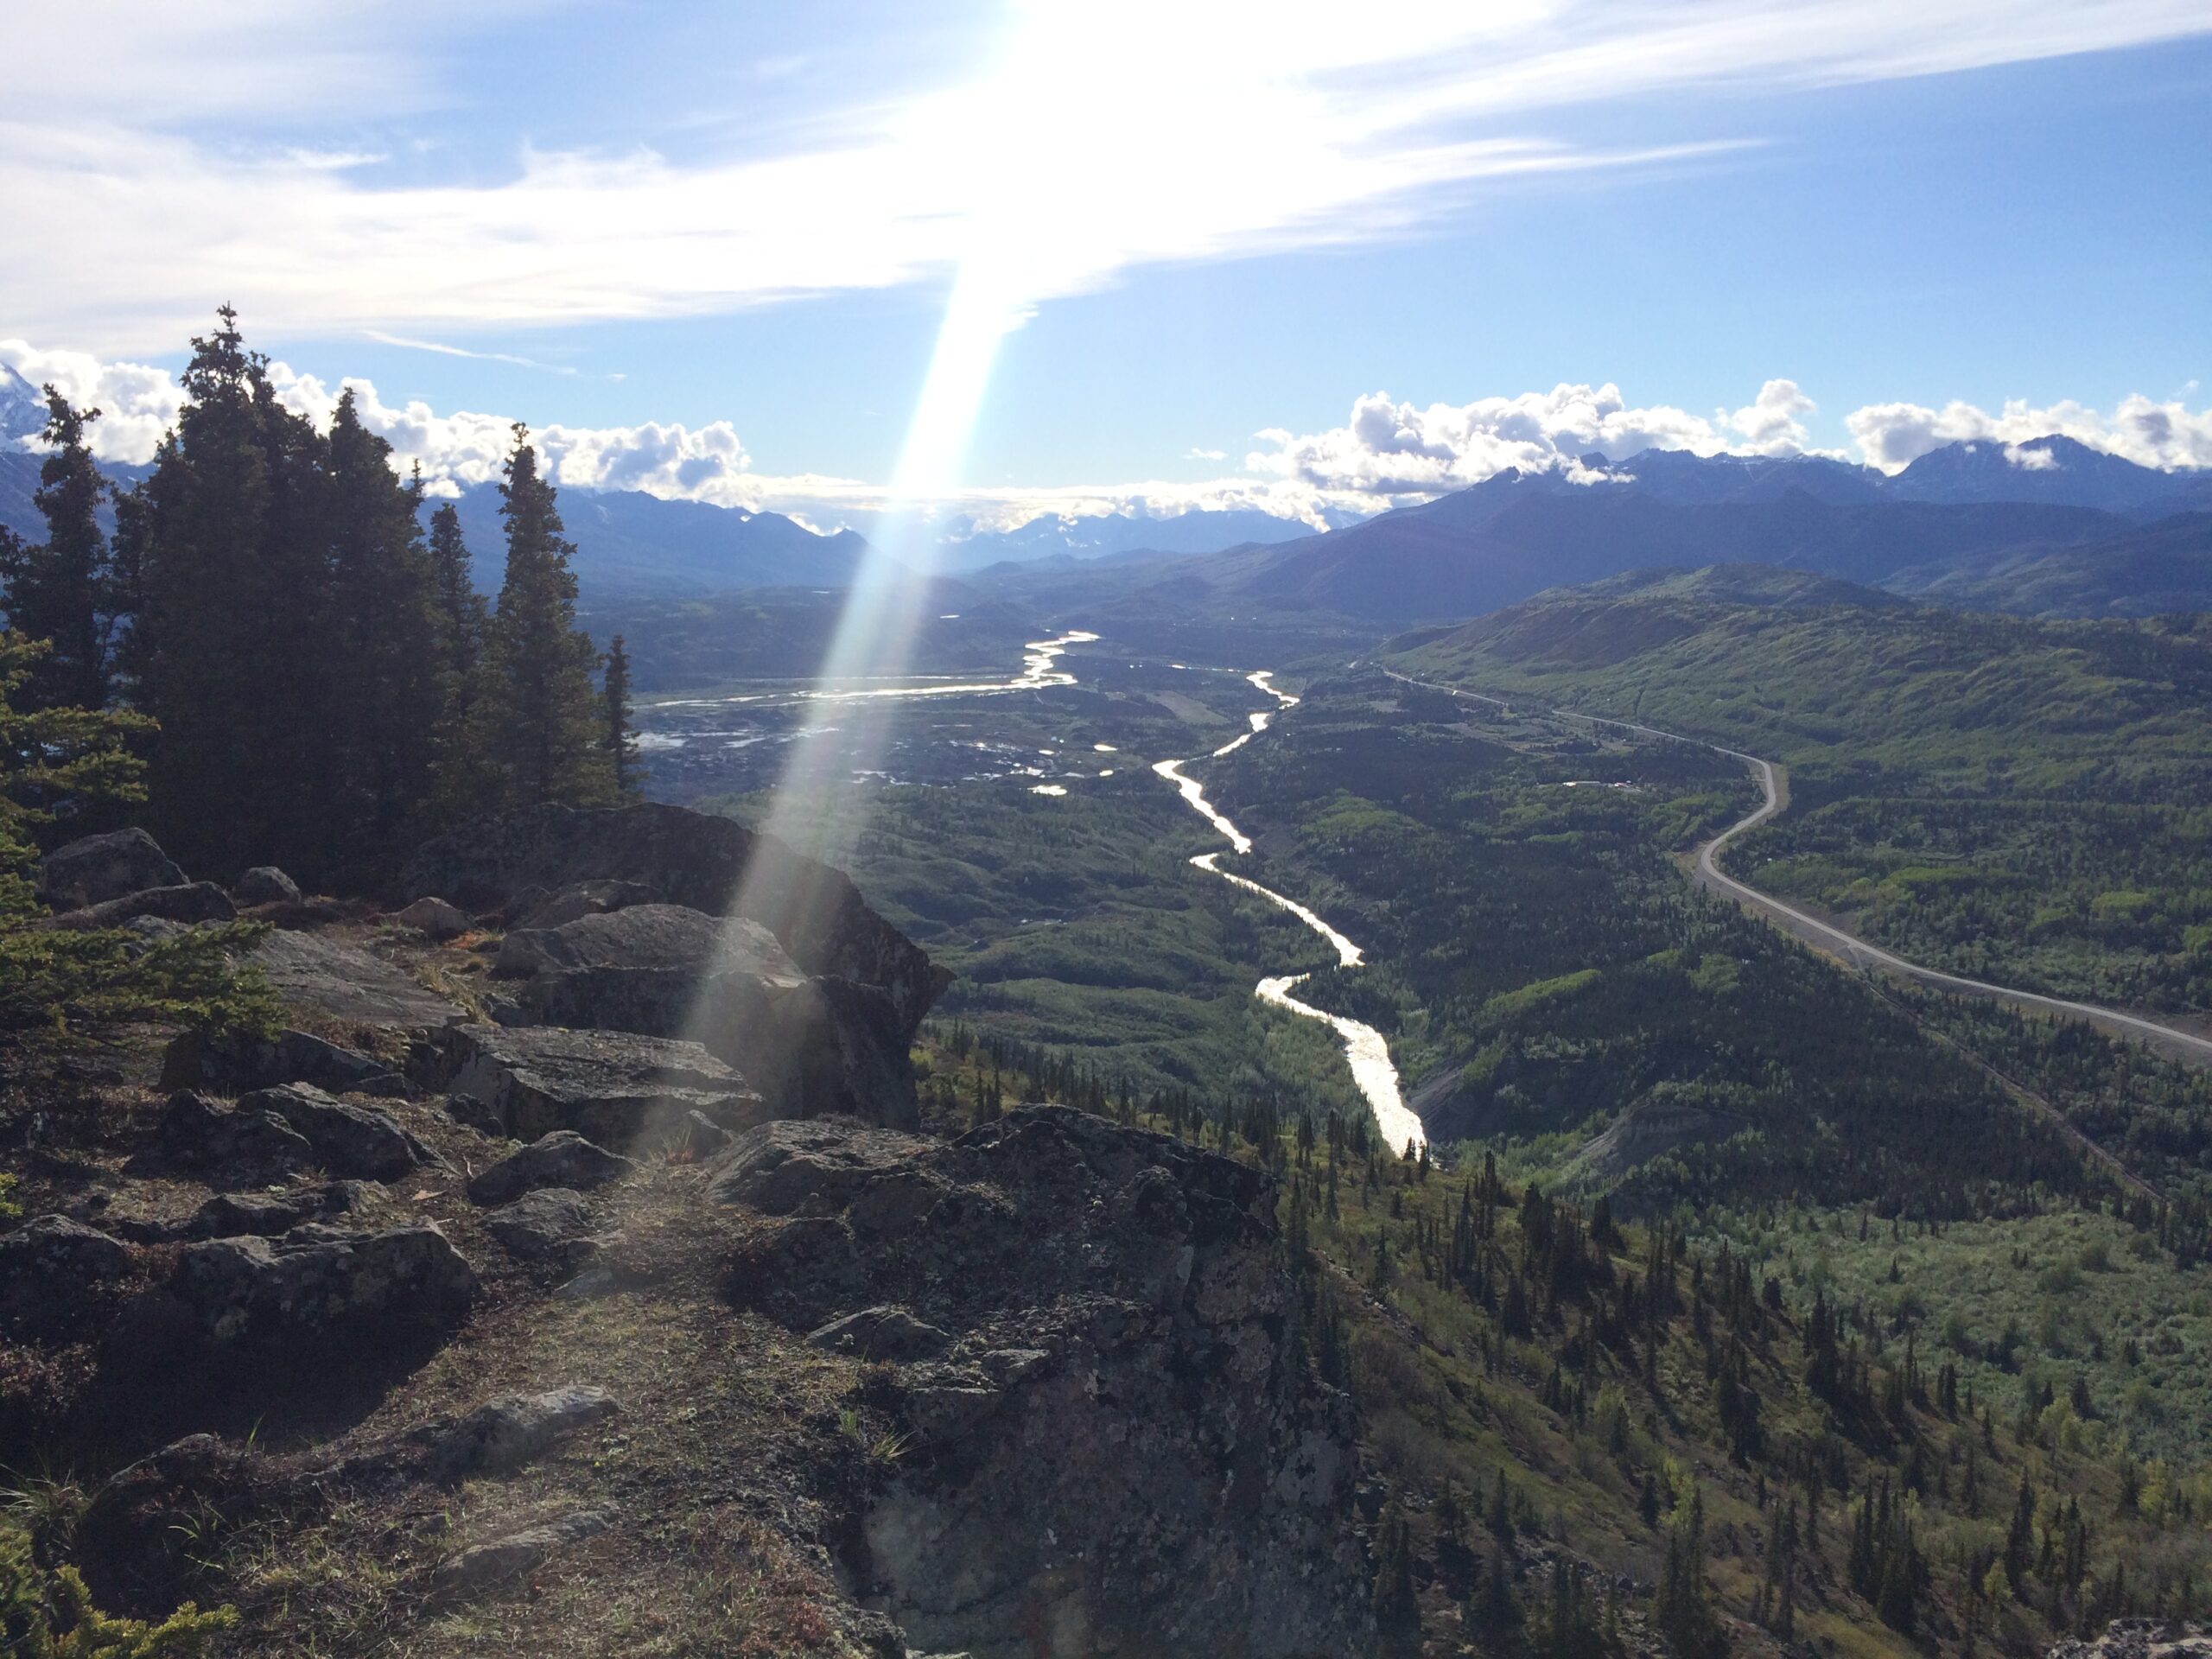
[4,2,2209,529]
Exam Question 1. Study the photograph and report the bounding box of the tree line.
[0,307,641,893]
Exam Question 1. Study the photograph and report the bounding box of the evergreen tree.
[424,493,486,686]
[1371,1503,1421,1649]
[602,632,640,798]
[1,390,113,711]
[130,308,338,880]
[322,391,449,881]
[472,425,613,809]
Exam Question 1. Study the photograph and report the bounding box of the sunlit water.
[1155,672,1426,1154]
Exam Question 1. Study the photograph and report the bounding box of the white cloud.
[5,2,2208,348]
[1845,394,2212,473]
[10,340,2206,537]
[1185,448,1228,461]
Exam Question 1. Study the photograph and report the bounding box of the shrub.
[0,1522,237,1656]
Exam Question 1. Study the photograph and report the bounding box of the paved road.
[1384,668,2212,1072]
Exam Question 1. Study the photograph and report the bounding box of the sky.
[4,0,2211,533]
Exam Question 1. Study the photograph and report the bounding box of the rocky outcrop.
[39,827,186,910]
[124,1223,478,1355]
[249,930,463,1031]
[396,802,950,1030]
[161,1025,409,1098]
[2051,1623,2212,1659]
[492,905,920,1126]
[0,1216,136,1338]
[429,1022,765,1148]
[467,1132,632,1205]
[714,1107,1372,1659]
[44,880,237,931]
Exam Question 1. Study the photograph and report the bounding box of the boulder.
[518,879,659,931]
[39,827,186,910]
[161,1026,409,1098]
[44,881,236,931]
[429,1385,618,1478]
[483,1188,597,1262]
[233,866,301,906]
[140,1222,477,1351]
[395,895,471,940]
[0,1216,135,1338]
[181,1184,368,1240]
[673,1109,731,1159]
[432,1510,612,1602]
[248,930,463,1030]
[238,1083,437,1182]
[156,1090,315,1180]
[467,1133,632,1205]
[493,905,919,1126]
[429,1022,764,1147]
[805,1305,950,1362]
[396,801,950,1030]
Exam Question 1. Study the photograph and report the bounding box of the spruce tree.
[424,492,486,686]
[602,632,640,799]
[0,390,113,711]
[322,391,449,880]
[131,308,338,880]
[473,426,613,810]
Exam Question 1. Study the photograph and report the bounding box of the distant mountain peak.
[0,363,47,444]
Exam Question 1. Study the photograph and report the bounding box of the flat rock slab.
[708,1118,934,1217]
[162,1026,409,1098]
[436,1023,765,1147]
[250,931,463,1031]
[496,904,798,981]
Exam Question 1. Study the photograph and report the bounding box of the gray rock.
[181,1184,367,1240]
[708,1118,933,1216]
[0,1217,134,1338]
[161,1026,409,1099]
[977,1348,1050,1387]
[234,866,301,905]
[431,1022,763,1147]
[430,1385,618,1477]
[44,881,236,931]
[442,1092,507,1137]
[238,1083,436,1182]
[39,828,186,910]
[467,1132,632,1205]
[396,895,471,940]
[157,1090,315,1180]
[145,1222,477,1349]
[483,1188,596,1261]
[492,905,919,1127]
[518,879,659,931]
[395,801,950,1030]
[674,1109,732,1158]
[806,1305,951,1361]
[249,931,463,1031]
[431,1510,612,1601]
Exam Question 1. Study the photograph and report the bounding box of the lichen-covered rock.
[249,930,463,1030]
[0,1216,135,1338]
[138,1223,478,1351]
[179,1183,370,1240]
[237,1083,437,1181]
[429,1021,765,1147]
[431,1510,613,1602]
[716,1107,1371,1659]
[38,827,186,910]
[396,801,950,1030]
[483,1187,598,1262]
[156,1090,315,1182]
[467,1132,632,1205]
